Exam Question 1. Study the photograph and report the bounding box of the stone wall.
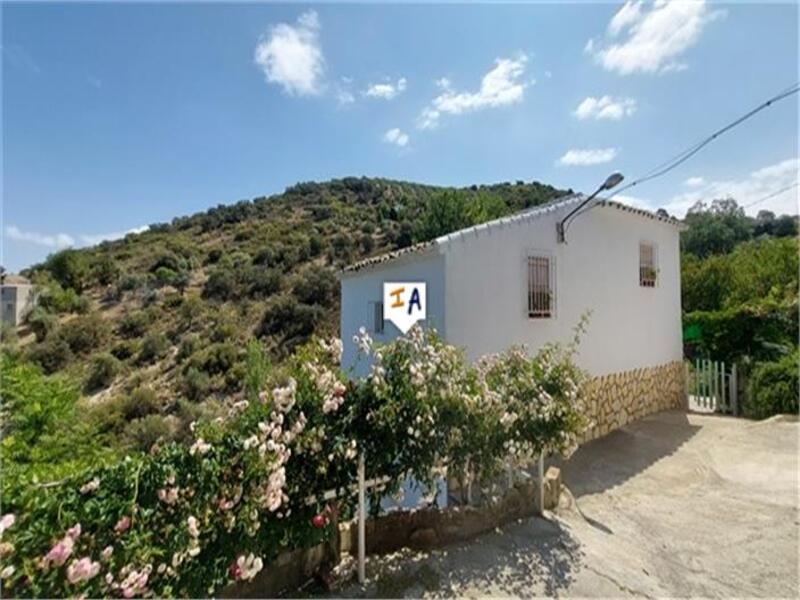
[223,471,562,597]
[578,360,685,444]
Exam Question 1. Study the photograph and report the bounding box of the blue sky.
[3,1,798,272]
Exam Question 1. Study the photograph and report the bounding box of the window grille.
[527,255,554,318]
[639,242,657,287]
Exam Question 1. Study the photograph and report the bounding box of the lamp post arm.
[557,188,602,243]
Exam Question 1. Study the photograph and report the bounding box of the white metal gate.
[686,359,738,416]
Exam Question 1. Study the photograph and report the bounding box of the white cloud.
[607,0,644,36]
[383,128,409,148]
[684,176,705,187]
[365,77,407,100]
[574,95,637,120]
[254,10,324,96]
[417,56,529,130]
[558,147,618,166]
[662,158,799,217]
[6,225,148,249]
[6,226,74,249]
[588,0,724,75]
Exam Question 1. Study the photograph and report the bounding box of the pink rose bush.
[0,331,587,598]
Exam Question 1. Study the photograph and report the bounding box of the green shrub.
[244,339,271,402]
[92,254,120,286]
[0,322,19,351]
[43,248,90,292]
[38,282,84,314]
[177,333,201,362]
[154,266,178,287]
[138,332,169,363]
[121,387,160,420]
[199,342,238,375]
[746,351,799,419]
[182,366,211,401]
[177,294,205,330]
[118,273,145,291]
[27,337,73,373]
[85,352,122,391]
[291,265,337,307]
[59,313,110,355]
[110,340,138,361]
[210,316,237,342]
[118,311,151,339]
[123,414,172,452]
[205,247,223,264]
[26,307,57,342]
[0,329,588,599]
[203,267,237,300]
[258,296,322,352]
[1,356,116,490]
[246,266,282,298]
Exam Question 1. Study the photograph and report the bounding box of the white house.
[340,195,687,441]
[1,274,37,327]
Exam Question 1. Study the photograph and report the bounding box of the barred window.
[527,255,554,318]
[370,301,384,333]
[639,242,657,287]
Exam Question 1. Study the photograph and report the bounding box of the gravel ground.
[332,410,799,598]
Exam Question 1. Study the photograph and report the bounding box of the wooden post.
[731,364,738,417]
[537,454,545,515]
[357,453,365,585]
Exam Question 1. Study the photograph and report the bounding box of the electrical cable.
[562,82,800,234]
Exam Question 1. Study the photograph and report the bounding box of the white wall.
[443,204,683,375]
[340,252,446,378]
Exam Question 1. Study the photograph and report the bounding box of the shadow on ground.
[334,516,584,598]
[552,410,701,498]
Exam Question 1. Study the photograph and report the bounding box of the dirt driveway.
[335,410,799,598]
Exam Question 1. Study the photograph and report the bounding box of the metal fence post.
[357,453,365,585]
[537,454,545,515]
[721,361,727,413]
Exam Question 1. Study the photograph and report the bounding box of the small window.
[527,255,555,318]
[371,301,384,333]
[639,242,657,287]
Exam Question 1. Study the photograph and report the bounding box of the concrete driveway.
[335,410,799,598]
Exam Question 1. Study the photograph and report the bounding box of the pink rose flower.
[44,536,74,568]
[114,516,131,534]
[0,514,15,537]
[66,557,100,584]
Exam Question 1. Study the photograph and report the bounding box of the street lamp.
[557,172,624,243]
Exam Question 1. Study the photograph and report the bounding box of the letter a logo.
[383,282,426,333]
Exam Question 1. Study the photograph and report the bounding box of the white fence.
[686,359,738,416]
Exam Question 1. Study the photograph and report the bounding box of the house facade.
[1,275,37,327]
[340,195,687,442]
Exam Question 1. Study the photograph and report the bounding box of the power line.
[742,181,799,210]
[611,83,799,198]
[564,82,800,232]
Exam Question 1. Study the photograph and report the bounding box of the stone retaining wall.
[224,469,562,598]
[578,360,685,444]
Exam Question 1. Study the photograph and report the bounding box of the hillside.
[8,177,570,451]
